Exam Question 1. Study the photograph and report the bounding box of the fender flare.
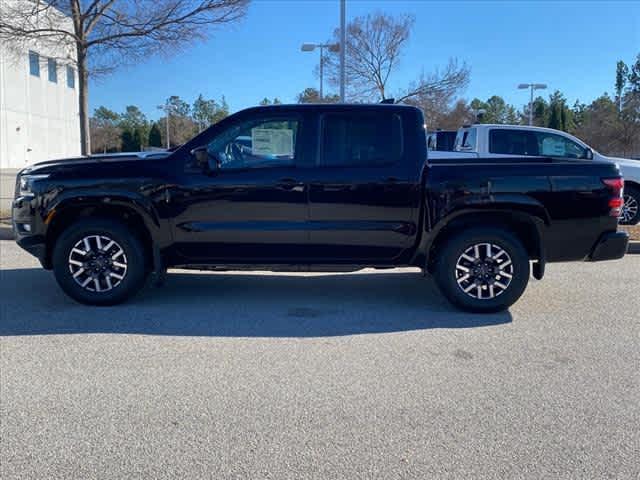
[416,202,549,278]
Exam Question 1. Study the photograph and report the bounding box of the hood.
[20,153,168,176]
[603,155,640,168]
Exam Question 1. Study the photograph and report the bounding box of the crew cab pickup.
[439,124,640,225]
[12,104,629,312]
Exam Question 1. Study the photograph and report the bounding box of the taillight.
[602,178,624,217]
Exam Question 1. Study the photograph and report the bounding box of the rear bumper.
[587,231,629,262]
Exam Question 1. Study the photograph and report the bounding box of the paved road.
[1,240,638,479]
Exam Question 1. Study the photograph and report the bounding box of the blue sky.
[90,0,640,120]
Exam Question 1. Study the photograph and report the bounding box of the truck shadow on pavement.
[0,268,512,337]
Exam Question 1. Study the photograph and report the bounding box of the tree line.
[90,95,229,153]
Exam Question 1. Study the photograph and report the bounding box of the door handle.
[277,178,300,190]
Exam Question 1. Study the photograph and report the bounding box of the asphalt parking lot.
[1,239,638,479]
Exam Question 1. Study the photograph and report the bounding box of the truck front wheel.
[52,219,149,305]
[434,228,530,313]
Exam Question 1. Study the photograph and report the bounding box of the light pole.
[340,0,346,102]
[518,83,547,125]
[301,42,339,100]
[157,102,170,149]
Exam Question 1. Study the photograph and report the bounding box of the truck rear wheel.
[619,185,639,225]
[434,228,530,313]
[52,219,148,305]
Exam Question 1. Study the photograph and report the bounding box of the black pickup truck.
[12,104,629,312]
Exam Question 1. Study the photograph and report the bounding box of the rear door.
[306,110,420,262]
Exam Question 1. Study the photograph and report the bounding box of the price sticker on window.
[251,128,294,156]
[541,136,566,156]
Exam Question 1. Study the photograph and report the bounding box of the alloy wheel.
[620,194,638,224]
[455,243,514,300]
[68,235,128,292]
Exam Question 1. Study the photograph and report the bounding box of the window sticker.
[541,136,566,156]
[251,128,294,156]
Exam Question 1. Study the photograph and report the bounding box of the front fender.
[43,188,165,245]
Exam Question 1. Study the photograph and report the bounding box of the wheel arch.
[424,209,546,279]
[43,199,158,270]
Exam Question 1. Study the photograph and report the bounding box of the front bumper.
[587,231,629,262]
[12,196,49,268]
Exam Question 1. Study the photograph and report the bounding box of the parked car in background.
[426,130,457,152]
[12,104,628,312]
[443,124,640,225]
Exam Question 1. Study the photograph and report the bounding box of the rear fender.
[415,197,549,277]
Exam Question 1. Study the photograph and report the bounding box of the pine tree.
[148,122,162,147]
[548,103,562,131]
[121,130,136,152]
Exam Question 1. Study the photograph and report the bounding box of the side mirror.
[585,149,593,160]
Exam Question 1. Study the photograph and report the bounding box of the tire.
[434,227,530,313]
[619,186,640,225]
[52,219,148,305]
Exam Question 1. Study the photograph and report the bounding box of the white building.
[0,2,81,170]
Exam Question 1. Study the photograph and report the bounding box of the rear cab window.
[459,129,477,150]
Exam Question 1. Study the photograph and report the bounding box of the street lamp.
[301,42,339,100]
[518,83,547,125]
[340,0,345,102]
[157,102,171,149]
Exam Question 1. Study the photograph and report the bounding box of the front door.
[170,114,308,263]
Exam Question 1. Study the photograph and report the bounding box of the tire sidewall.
[52,219,147,305]
[435,228,530,313]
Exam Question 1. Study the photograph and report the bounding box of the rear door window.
[320,113,403,167]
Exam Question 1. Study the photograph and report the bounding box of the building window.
[67,66,75,88]
[29,51,40,77]
[48,58,57,83]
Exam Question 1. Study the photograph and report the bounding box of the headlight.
[18,174,49,196]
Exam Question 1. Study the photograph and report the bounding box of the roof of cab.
[237,103,422,115]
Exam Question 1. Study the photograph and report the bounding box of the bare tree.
[323,12,412,101]
[0,0,248,155]
[323,12,469,106]
[396,59,470,105]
